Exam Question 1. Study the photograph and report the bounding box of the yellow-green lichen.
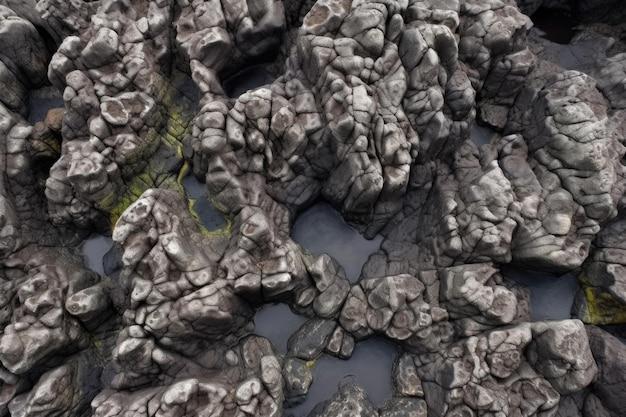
[99,71,195,230]
[577,272,626,325]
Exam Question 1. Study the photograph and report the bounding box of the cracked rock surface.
[1,0,626,416]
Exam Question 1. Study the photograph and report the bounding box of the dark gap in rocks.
[180,171,227,231]
[570,0,625,26]
[531,7,577,44]
[27,87,63,125]
[222,64,278,98]
[501,265,580,320]
[31,153,56,181]
[173,73,200,111]
[470,122,499,148]
[284,0,317,29]
[286,337,398,416]
[102,243,123,280]
[598,324,626,344]
[33,24,59,56]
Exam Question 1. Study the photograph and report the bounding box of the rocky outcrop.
[1,0,626,416]
[585,325,626,417]
[45,0,192,231]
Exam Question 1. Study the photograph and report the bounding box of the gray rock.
[0,6,49,88]
[282,357,314,405]
[527,320,597,395]
[287,318,337,360]
[586,325,626,417]
[307,379,379,417]
[1,0,625,415]
[0,245,97,374]
[392,353,424,397]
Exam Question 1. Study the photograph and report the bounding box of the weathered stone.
[282,357,313,405]
[287,318,337,360]
[308,379,378,417]
[1,0,626,415]
[527,320,597,395]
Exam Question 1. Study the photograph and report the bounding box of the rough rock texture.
[1,0,626,416]
[585,325,626,417]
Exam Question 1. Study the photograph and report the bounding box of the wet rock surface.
[1,0,626,416]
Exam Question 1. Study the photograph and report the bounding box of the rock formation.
[1,0,626,416]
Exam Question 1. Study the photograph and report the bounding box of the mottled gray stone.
[527,320,597,395]
[586,325,626,417]
[0,246,97,374]
[288,318,337,360]
[379,397,427,417]
[307,380,379,417]
[282,357,313,405]
[1,0,625,415]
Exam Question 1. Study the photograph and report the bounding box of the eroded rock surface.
[1,0,626,416]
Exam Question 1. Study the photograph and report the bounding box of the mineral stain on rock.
[2,0,626,416]
[181,172,227,231]
[81,233,113,275]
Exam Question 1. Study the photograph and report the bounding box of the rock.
[574,216,626,324]
[392,353,424,397]
[586,325,626,417]
[282,357,313,405]
[526,320,597,395]
[0,246,97,374]
[308,379,379,417]
[0,0,625,415]
[379,397,428,417]
[0,6,50,88]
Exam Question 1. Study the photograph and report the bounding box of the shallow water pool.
[291,203,383,282]
[81,234,114,275]
[286,337,397,416]
[502,266,579,320]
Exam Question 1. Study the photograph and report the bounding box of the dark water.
[291,203,384,282]
[286,337,398,416]
[254,303,309,353]
[222,65,276,98]
[470,123,498,147]
[81,234,114,275]
[181,173,227,231]
[531,7,576,44]
[27,89,63,124]
[502,266,579,320]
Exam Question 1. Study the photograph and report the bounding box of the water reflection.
[502,266,579,320]
[254,303,309,353]
[292,203,383,282]
[286,337,397,416]
[81,233,113,275]
[181,173,227,231]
